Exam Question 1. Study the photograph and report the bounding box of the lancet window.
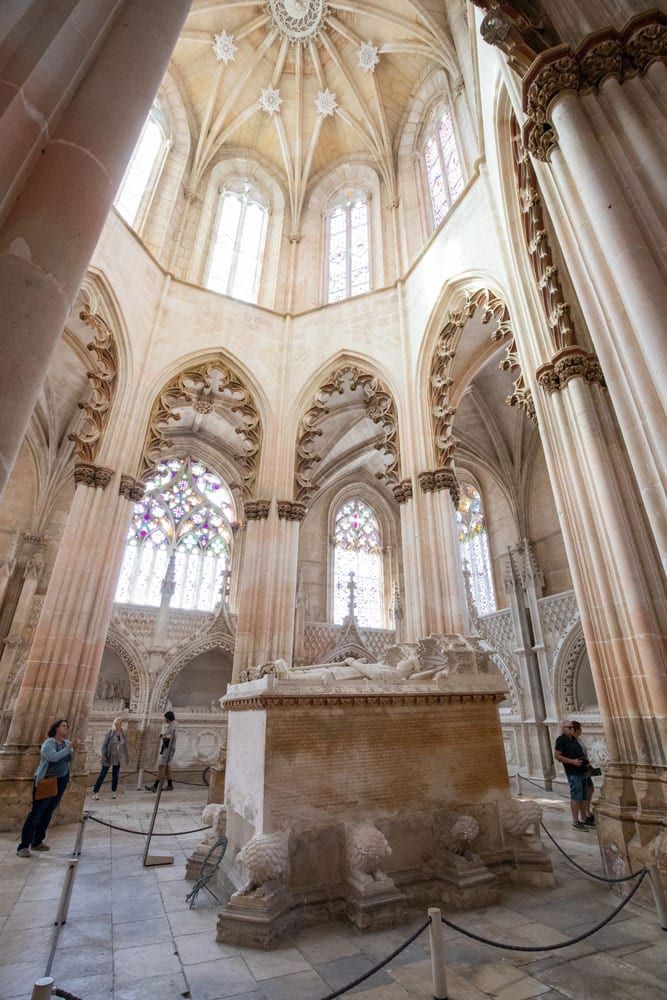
[456,483,496,616]
[424,103,464,228]
[115,457,234,611]
[326,189,371,304]
[114,102,169,228]
[333,498,383,627]
[205,180,268,303]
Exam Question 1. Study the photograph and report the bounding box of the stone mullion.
[394,480,425,642]
[416,473,468,637]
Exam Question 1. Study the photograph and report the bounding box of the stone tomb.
[217,640,553,947]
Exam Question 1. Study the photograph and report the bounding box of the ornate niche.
[139,359,262,498]
[295,366,400,505]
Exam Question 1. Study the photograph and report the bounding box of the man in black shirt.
[554,720,590,831]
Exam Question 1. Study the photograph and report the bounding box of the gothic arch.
[137,352,265,498]
[294,360,401,505]
[554,619,590,719]
[104,623,146,713]
[154,633,235,710]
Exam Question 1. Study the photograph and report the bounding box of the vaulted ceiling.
[175,0,459,233]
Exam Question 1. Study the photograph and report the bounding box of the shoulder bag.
[35,776,58,800]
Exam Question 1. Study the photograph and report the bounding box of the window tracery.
[424,103,464,228]
[205,180,268,303]
[457,483,496,616]
[115,458,234,611]
[333,499,383,627]
[115,102,168,228]
[326,188,371,304]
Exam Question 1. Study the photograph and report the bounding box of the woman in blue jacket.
[17,718,75,858]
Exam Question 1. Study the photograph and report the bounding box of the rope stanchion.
[540,822,646,883]
[53,989,83,1000]
[318,916,431,999]
[441,870,648,952]
[87,814,211,836]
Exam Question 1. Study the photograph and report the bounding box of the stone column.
[535,354,667,876]
[0,467,144,829]
[416,469,468,637]
[232,500,305,679]
[0,545,45,714]
[0,0,191,498]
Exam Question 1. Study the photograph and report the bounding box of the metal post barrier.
[142,765,174,867]
[44,858,79,977]
[648,864,667,931]
[427,908,448,1000]
[31,978,54,1000]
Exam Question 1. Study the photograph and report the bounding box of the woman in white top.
[146,710,177,792]
[92,717,129,800]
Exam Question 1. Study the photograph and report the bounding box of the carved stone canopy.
[295,366,401,505]
[139,359,262,498]
[68,303,118,465]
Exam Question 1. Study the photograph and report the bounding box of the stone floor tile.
[52,943,114,980]
[112,892,166,923]
[241,945,312,980]
[54,972,113,1000]
[184,956,258,999]
[167,903,221,934]
[57,914,113,951]
[258,968,330,1000]
[175,930,240,965]
[468,962,553,998]
[113,941,182,987]
[6,901,57,931]
[617,943,667,982]
[0,928,50,968]
[17,880,63,904]
[0,961,45,999]
[533,951,667,1000]
[353,985,411,999]
[389,958,449,998]
[154,862,188,882]
[113,970,190,1000]
[67,891,112,919]
[113,914,173,949]
[315,952,395,994]
[111,872,160,900]
[294,924,363,964]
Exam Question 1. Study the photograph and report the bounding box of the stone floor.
[0,784,665,1000]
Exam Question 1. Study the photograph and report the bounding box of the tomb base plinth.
[217,642,553,947]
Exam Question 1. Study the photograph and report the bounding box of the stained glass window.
[456,483,496,616]
[115,457,234,611]
[333,499,383,627]
[326,189,370,303]
[425,103,464,229]
[205,181,267,303]
[115,103,167,227]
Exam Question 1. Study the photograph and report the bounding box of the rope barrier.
[185,835,228,908]
[87,814,211,837]
[518,773,570,800]
[53,989,82,1000]
[540,822,646,883]
[441,870,648,952]
[318,916,431,999]
[87,769,208,790]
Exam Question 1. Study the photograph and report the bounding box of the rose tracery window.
[424,103,464,228]
[456,483,496,616]
[115,102,168,228]
[333,498,383,627]
[205,181,268,303]
[115,458,234,611]
[326,189,370,304]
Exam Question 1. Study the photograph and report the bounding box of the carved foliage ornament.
[521,13,666,162]
[74,462,114,490]
[68,307,118,464]
[244,499,271,520]
[268,0,328,43]
[277,500,306,521]
[119,474,145,502]
[140,360,262,498]
[295,366,400,504]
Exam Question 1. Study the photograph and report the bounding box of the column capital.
[119,474,145,502]
[244,499,271,520]
[392,479,413,504]
[418,468,460,506]
[536,347,606,394]
[74,462,114,490]
[277,500,306,521]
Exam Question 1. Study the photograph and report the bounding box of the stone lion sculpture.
[499,798,542,838]
[201,803,226,845]
[439,810,480,860]
[233,832,288,897]
[345,822,392,883]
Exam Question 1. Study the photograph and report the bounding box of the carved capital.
[244,499,271,520]
[392,479,413,504]
[418,470,436,494]
[472,2,558,75]
[537,348,606,393]
[578,31,623,90]
[74,462,114,489]
[119,475,145,502]
[523,45,580,124]
[623,11,666,76]
[433,467,461,507]
[277,500,306,522]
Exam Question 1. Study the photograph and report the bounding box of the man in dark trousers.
[554,720,591,831]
